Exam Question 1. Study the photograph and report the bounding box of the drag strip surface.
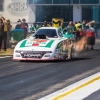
[0,49,100,100]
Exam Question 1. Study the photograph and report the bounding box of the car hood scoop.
[34,34,47,39]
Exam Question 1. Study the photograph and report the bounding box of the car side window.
[58,29,63,37]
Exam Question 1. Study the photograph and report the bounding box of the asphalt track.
[0,48,100,100]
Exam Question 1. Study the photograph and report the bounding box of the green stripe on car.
[20,40,27,47]
[44,40,54,48]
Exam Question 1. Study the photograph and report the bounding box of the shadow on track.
[19,57,91,63]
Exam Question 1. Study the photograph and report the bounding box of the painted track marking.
[39,72,100,100]
[0,56,11,59]
[53,76,100,100]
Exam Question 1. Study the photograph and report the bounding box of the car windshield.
[33,29,58,38]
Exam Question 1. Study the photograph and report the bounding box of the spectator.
[42,21,48,27]
[1,16,7,51]
[21,18,28,39]
[47,22,51,27]
[0,18,4,51]
[15,19,22,29]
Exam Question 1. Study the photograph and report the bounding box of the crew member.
[86,21,96,50]
[59,22,64,34]
[1,17,7,51]
[0,18,4,51]
[15,19,22,29]
[64,21,75,59]
[75,21,81,41]
[21,18,28,39]
[30,22,37,33]
[80,20,87,39]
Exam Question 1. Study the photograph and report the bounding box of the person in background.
[59,22,64,34]
[75,22,77,25]
[0,18,4,51]
[21,18,28,39]
[63,21,75,59]
[34,22,39,30]
[79,20,87,39]
[42,21,48,27]
[1,17,7,51]
[65,21,76,36]
[86,21,96,50]
[75,21,81,41]
[89,20,97,37]
[30,23,37,33]
[7,19,12,40]
[47,22,51,27]
[28,24,33,33]
[15,19,22,29]
[72,23,77,41]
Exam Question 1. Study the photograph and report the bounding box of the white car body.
[13,27,70,61]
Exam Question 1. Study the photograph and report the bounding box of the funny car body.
[13,27,74,61]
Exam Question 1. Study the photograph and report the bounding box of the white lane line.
[0,56,12,59]
[39,72,100,100]
[60,80,100,100]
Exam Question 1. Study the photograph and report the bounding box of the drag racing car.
[13,27,74,61]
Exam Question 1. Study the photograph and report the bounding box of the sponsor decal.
[24,54,41,58]
[20,40,54,48]
[25,40,47,47]
[8,2,28,15]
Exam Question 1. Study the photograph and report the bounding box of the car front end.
[13,47,57,61]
